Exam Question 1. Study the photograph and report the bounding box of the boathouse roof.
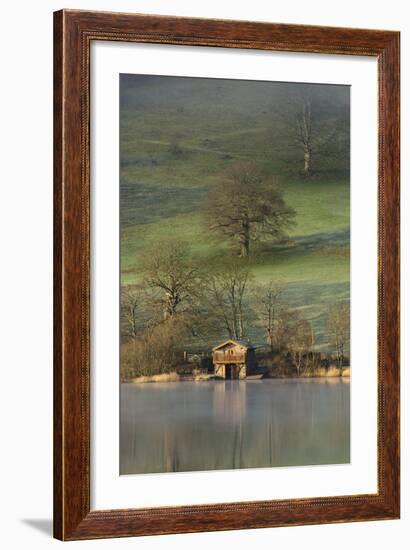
[212,338,255,351]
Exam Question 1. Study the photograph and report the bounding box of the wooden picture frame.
[54,9,400,540]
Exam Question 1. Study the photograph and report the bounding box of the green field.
[120,75,350,350]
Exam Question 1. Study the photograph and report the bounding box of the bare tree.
[142,240,200,320]
[272,306,298,352]
[273,89,350,177]
[293,98,344,177]
[121,285,141,339]
[205,260,254,340]
[295,98,313,177]
[120,283,165,341]
[288,315,314,376]
[326,302,350,374]
[204,162,295,257]
[254,281,284,351]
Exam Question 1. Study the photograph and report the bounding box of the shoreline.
[125,368,350,384]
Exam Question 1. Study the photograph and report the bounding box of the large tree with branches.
[205,162,295,257]
[141,240,200,320]
[254,281,284,352]
[275,88,350,177]
[204,260,254,340]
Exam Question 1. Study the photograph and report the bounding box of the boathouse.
[212,339,256,379]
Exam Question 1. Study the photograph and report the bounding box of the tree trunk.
[338,347,344,376]
[240,242,249,258]
[164,291,178,320]
[238,311,244,339]
[267,328,274,352]
[303,145,311,177]
[239,223,250,257]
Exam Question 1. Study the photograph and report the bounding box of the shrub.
[120,317,189,380]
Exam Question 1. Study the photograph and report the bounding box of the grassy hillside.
[120,75,350,350]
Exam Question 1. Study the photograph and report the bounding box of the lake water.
[120,379,350,475]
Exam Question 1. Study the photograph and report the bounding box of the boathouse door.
[225,364,239,379]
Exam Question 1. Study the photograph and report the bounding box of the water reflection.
[120,379,350,475]
[213,380,247,424]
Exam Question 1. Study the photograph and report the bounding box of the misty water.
[120,379,350,475]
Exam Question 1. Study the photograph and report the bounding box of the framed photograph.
[54,9,400,540]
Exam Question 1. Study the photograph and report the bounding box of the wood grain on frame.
[53,9,400,540]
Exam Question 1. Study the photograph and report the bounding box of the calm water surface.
[120,379,350,475]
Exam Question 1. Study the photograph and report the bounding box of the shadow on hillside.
[258,228,350,258]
